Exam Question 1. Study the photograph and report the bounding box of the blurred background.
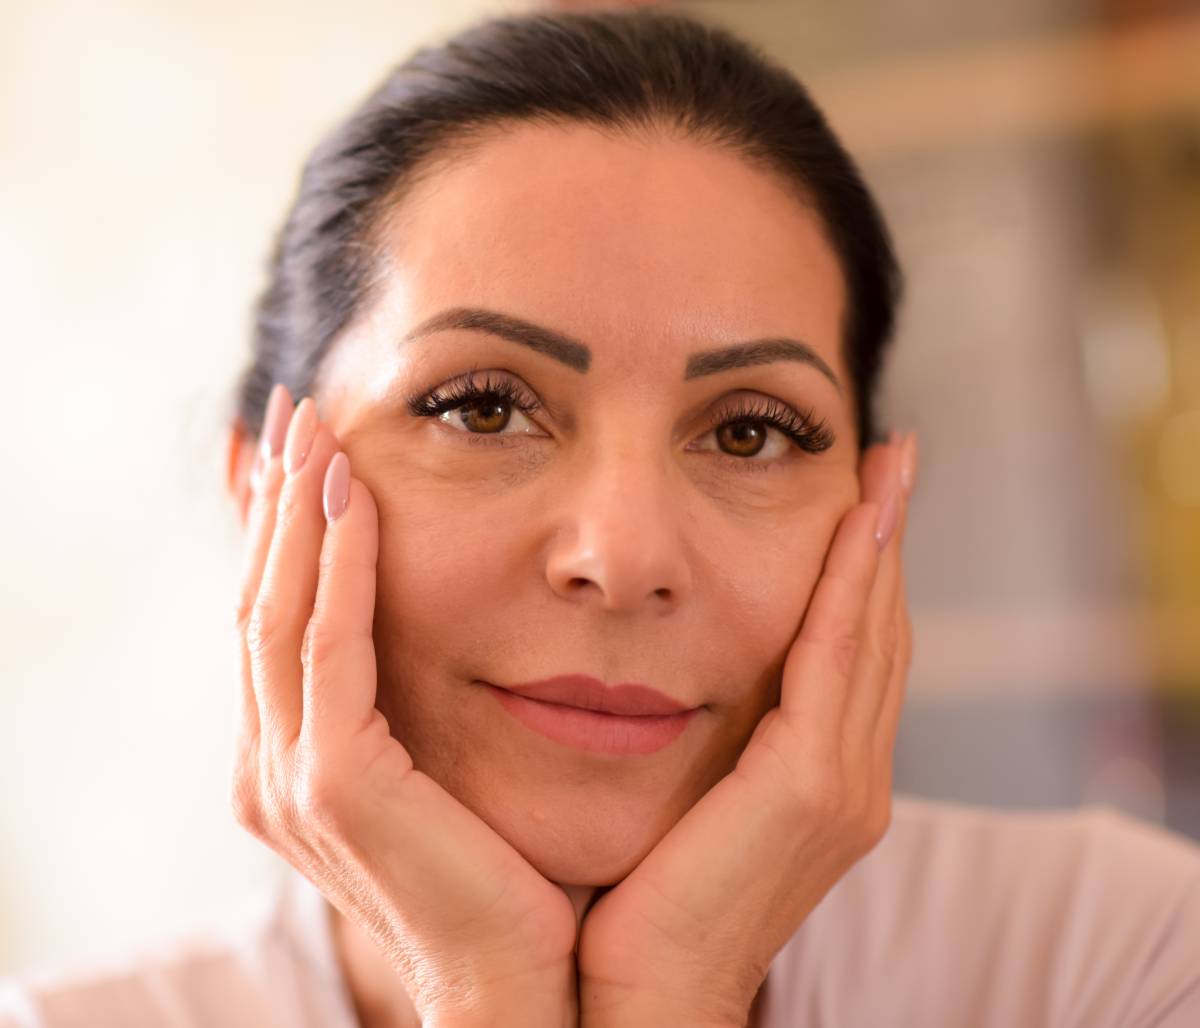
[1,0,1197,977]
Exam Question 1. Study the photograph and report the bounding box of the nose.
[543,443,693,613]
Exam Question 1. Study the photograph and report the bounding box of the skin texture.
[226,122,911,1026]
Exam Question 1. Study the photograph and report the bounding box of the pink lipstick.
[481,674,699,755]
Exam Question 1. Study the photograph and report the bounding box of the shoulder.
[866,794,1200,950]
[0,869,357,1028]
[884,792,1200,900]
[761,795,1200,1028]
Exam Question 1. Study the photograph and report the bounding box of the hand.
[231,384,580,1028]
[576,432,917,1028]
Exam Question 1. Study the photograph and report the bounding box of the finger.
[300,454,382,752]
[247,397,341,756]
[234,456,284,747]
[841,436,911,748]
[778,497,883,744]
[235,383,295,747]
[872,432,918,746]
[873,591,912,791]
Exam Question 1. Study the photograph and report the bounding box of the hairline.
[330,114,858,440]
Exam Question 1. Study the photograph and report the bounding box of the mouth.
[490,674,695,715]
[478,675,700,755]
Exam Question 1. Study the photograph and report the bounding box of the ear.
[225,417,259,529]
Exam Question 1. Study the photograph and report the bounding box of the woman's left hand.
[577,432,918,1028]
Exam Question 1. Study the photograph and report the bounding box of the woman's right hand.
[231,384,579,1028]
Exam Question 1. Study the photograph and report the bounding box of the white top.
[3,794,1199,1027]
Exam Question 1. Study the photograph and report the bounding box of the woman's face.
[306,122,859,886]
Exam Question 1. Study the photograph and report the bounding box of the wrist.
[425,1000,577,1028]
[583,1005,740,1028]
[580,984,746,1028]
[421,973,578,1028]
[426,1007,576,1028]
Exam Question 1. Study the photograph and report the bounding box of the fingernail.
[284,398,319,475]
[323,452,350,522]
[874,492,898,551]
[899,432,919,497]
[260,383,294,460]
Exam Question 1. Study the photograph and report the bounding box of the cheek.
[361,440,854,678]
[372,497,501,640]
[721,483,848,608]
[709,497,849,689]
[366,492,514,759]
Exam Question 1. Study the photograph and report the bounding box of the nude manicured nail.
[283,398,318,475]
[324,452,350,522]
[260,383,293,460]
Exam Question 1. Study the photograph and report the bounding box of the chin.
[480,783,681,887]
[381,673,733,885]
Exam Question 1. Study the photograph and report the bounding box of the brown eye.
[716,420,768,458]
[406,370,544,439]
[692,395,836,464]
[459,399,512,433]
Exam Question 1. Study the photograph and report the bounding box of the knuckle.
[262,772,300,834]
[229,772,263,834]
[832,633,860,681]
[273,483,301,524]
[869,618,900,668]
[301,621,338,676]
[317,536,339,576]
[293,768,347,835]
[234,589,256,634]
[883,616,901,657]
[797,769,845,822]
[863,797,893,850]
[245,599,283,657]
[300,622,316,678]
[262,786,302,844]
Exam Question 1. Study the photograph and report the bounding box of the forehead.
[372,121,846,380]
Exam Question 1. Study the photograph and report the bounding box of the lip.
[480,675,700,755]
[494,674,693,715]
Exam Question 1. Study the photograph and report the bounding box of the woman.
[4,8,1198,1027]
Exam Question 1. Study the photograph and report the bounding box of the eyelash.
[404,370,835,466]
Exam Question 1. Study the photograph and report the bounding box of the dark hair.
[231,7,902,450]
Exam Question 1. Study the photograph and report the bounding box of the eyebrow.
[402,305,842,393]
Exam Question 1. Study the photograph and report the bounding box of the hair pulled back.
[231,7,902,450]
